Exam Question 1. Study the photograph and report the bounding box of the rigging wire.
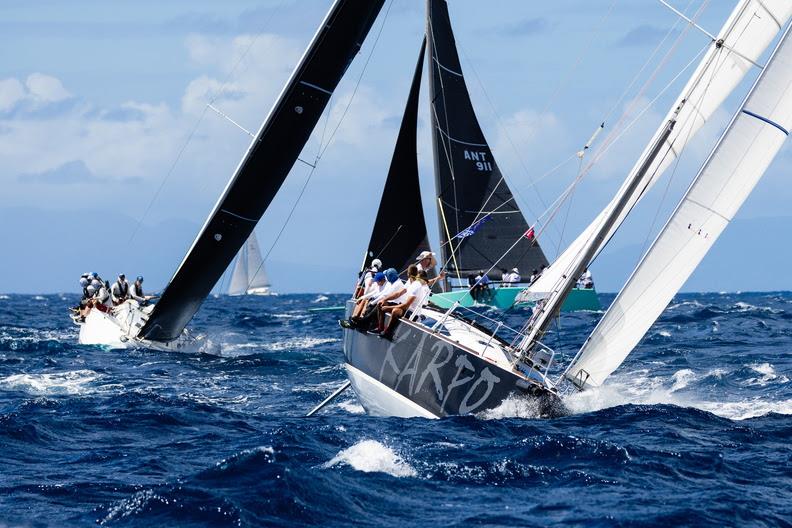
[128,1,287,244]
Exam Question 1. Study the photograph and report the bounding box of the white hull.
[77,301,199,352]
[344,363,438,419]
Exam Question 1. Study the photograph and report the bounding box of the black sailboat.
[77,0,386,349]
[340,2,561,418]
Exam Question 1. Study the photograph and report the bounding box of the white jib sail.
[245,232,270,290]
[529,0,792,297]
[228,245,249,296]
[566,22,792,389]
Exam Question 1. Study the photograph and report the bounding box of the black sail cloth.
[364,39,433,277]
[141,0,385,342]
[427,0,548,281]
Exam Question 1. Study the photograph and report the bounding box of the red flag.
[524,227,535,240]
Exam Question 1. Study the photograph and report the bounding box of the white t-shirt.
[507,272,521,283]
[374,279,404,303]
[363,280,384,299]
[405,280,430,312]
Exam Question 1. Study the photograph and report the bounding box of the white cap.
[371,259,382,269]
[86,285,97,295]
[512,268,519,273]
[91,279,101,289]
[79,278,89,287]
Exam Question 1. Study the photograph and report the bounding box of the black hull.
[342,317,560,418]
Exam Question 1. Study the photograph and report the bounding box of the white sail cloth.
[228,233,270,295]
[529,0,792,298]
[566,22,792,389]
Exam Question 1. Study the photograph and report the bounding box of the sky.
[1,0,790,294]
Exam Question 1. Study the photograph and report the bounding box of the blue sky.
[1,1,789,294]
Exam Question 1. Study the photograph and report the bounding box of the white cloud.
[0,78,25,112]
[25,73,72,103]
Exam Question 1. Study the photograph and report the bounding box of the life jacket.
[115,280,128,297]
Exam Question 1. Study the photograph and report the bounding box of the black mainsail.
[141,0,385,341]
[363,39,432,275]
[427,0,548,281]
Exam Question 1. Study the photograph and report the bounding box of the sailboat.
[228,233,272,296]
[338,0,790,418]
[76,0,387,350]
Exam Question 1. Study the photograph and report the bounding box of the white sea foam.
[478,394,543,419]
[564,367,791,421]
[745,362,789,387]
[324,440,416,477]
[312,295,329,303]
[262,336,339,351]
[338,399,365,414]
[33,295,46,301]
[0,369,100,395]
[657,330,672,338]
[667,300,703,310]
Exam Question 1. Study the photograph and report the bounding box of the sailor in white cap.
[507,267,521,283]
[415,250,445,288]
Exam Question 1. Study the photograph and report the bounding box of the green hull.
[430,287,600,312]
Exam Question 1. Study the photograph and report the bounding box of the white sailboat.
[228,233,273,296]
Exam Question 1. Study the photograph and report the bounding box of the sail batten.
[427,0,548,280]
[529,0,792,297]
[140,0,385,341]
[567,21,792,389]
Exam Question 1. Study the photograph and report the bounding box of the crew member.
[129,276,146,303]
[111,274,130,305]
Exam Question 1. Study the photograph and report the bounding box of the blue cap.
[136,276,144,281]
[373,272,385,282]
[384,268,399,283]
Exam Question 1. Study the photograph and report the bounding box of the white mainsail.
[529,0,792,297]
[566,22,792,389]
[228,232,270,295]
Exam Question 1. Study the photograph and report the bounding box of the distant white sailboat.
[228,233,273,296]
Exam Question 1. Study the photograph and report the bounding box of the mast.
[140,0,385,341]
[518,110,680,351]
[363,38,432,275]
[566,21,792,389]
[529,0,792,298]
[426,0,548,286]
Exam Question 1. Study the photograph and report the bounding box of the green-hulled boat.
[430,286,600,311]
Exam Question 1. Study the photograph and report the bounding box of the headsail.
[567,22,792,389]
[530,0,792,297]
[228,233,270,295]
[363,39,432,274]
[427,0,548,280]
[227,248,248,296]
[140,0,385,341]
[245,233,270,290]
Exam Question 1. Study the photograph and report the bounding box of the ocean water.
[0,292,790,527]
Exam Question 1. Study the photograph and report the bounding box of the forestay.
[140,0,385,341]
[567,22,792,389]
[363,39,432,275]
[530,0,792,297]
[427,0,548,280]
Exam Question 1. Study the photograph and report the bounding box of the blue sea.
[0,292,790,527]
